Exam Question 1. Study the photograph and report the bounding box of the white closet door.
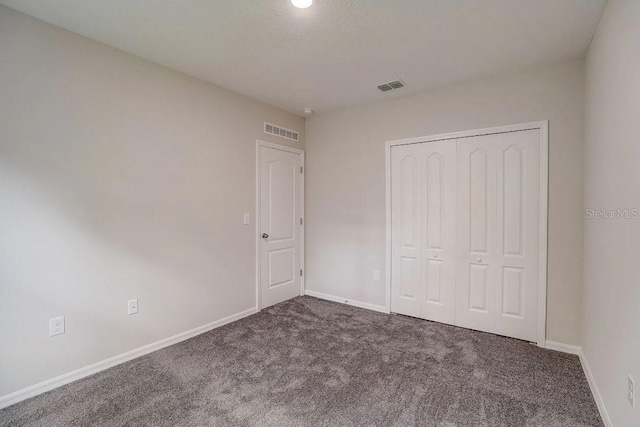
[455,138,498,334]
[456,130,540,341]
[494,131,540,341]
[391,141,456,323]
[419,141,457,324]
[391,145,422,318]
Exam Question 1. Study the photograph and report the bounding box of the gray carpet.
[1,296,602,426]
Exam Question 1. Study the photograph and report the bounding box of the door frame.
[255,140,305,311]
[385,121,549,346]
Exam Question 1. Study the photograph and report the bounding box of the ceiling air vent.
[265,122,299,142]
[377,79,405,92]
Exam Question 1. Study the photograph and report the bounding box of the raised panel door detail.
[401,156,418,248]
[468,264,488,312]
[268,248,295,288]
[469,149,489,254]
[425,259,443,305]
[401,257,417,299]
[502,267,524,318]
[268,160,295,241]
[503,146,524,256]
[426,153,443,250]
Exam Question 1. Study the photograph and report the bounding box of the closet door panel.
[391,141,456,322]
[420,142,456,324]
[456,139,497,334]
[494,130,540,341]
[391,146,422,317]
[455,130,540,342]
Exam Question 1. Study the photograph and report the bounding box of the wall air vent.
[265,122,299,142]
[377,79,405,92]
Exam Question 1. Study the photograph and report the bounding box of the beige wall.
[0,5,304,397]
[583,0,640,425]
[305,60,585,345]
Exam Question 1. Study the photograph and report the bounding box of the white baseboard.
[544,340,582,355]
[0,306,258,410]
[304,290,389,314]
[545,340,612,427]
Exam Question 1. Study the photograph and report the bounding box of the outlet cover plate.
[128,299,139,315]
[49,316,65,337]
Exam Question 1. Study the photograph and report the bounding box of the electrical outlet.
[49,316,65,337]
[373,270,381,281]
[629,375,635,408]
[128,299,138,315]
[243,213,251,225]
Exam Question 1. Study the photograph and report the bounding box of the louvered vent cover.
[265,122,299,142]
[377,79,405,92]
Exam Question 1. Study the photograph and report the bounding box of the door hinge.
[300,269,303,276]
[300,218,303,225]
[300,166,303,174]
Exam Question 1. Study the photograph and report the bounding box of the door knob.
[477,257,482,262]
[433,253,438,258]
[262,233,269,239]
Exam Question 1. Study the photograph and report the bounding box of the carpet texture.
[1,296,602,426]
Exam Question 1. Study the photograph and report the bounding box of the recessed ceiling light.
[291,0,313,9]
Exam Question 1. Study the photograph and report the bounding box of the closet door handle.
[262,233,269,239]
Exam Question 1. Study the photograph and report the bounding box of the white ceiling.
[0,0,606,115]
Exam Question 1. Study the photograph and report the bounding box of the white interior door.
[259,144,303,309]
[456,130,540,341]
[390,141,456,324]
